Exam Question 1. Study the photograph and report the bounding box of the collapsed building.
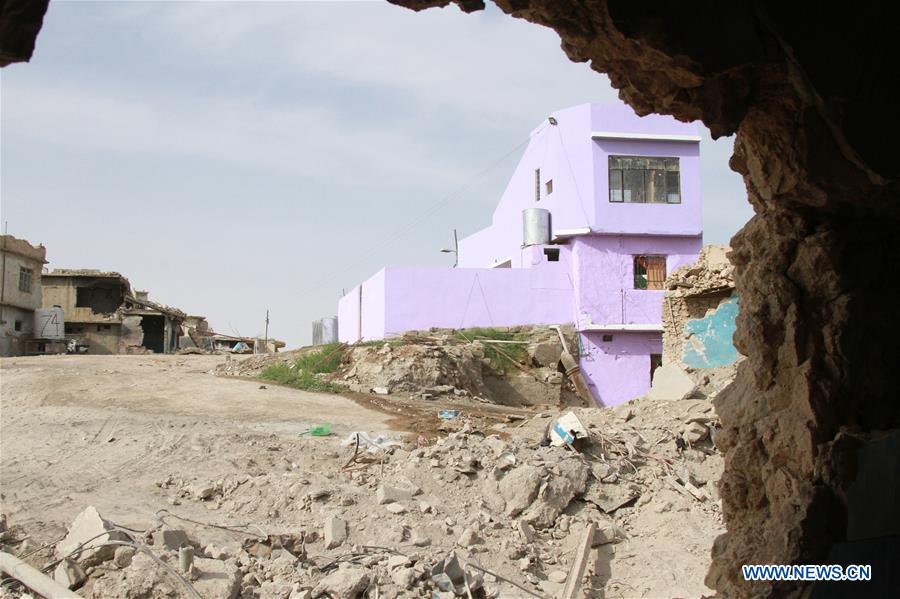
[41,270,186,355]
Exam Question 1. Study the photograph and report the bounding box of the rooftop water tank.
[312,316,339,345]
[522,208,551,247]
[35,306,65,340]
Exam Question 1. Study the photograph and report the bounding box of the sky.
[0,0,753,348]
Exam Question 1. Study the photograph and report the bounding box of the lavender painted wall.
[338,284,361,342]
[337,269,386,343]
[579,331,663,407]
[458,103,701,269]
[458,104,593,268]
[592,139,701,236]
[571,235,702,328]
[338,258,574,341]
[382,265,572,336]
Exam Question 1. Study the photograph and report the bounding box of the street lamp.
[439,229,459,268]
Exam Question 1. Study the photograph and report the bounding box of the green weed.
[259,342,345,393]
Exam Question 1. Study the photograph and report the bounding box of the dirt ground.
[0,354,724,599]
[0,354,398,533]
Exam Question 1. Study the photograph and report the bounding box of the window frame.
[608,155,681,204]
[18,267,33,294]
[633,255,667,290]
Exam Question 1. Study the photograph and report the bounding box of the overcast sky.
[0,1,753,348]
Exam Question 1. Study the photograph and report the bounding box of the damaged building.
[662,245,738,369]
[0,235,48,357]
[41,270,186,355]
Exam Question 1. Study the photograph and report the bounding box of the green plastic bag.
[298,423,332,437]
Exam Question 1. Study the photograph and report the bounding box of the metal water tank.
[522,208,551,246]
[35,306,65,340]
[312,316,339,345]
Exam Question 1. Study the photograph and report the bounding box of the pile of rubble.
[1,396,723,598]
[664,245,734,298]
[337,341,489,398]
[217,326,584,407]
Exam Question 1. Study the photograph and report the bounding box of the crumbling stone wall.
[661,246,736,367]
[390,2,900,596]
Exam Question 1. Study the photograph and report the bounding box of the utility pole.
[440,228,459,267]
[264,310,269,350]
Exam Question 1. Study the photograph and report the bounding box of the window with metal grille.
[609,156,681,204]
[634,255,666,290]
[535,168,541,202]
[18,267,32,293]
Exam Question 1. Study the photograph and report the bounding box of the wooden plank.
[561,523,596,599]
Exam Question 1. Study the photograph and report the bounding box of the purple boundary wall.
[579,331,663,407]
[338,264,574,342]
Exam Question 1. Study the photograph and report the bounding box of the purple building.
[338,103,702,406]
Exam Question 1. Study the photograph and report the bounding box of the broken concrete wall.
[72,323,122,355]
[682,294,739,369]
[662,246,738,368]
[119,315,144,353]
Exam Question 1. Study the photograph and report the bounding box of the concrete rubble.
[216,325,586,409]
[0,390,724,599]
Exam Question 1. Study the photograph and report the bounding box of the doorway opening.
[141,315,165,353]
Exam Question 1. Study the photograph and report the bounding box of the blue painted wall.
[682,294,739,368]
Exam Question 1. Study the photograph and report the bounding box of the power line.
[307,134,533,294]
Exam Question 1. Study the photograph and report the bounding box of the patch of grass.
[454,327,528,372]
[259,342,345,393]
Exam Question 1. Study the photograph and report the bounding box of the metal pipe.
[0,551,81,598]
[179,545,194,573]
[549,325,570,355]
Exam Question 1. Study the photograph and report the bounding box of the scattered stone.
[53,558,86,590]
[517,520,536,543]
[522,459,589,527]
[312,565,370,599]
[391,566,418,589]
[324,516,348,549]
[547,570,567,583]
[684,421,710,444]
[457,527,482,547]
[376,484,415,505]
[192,556,242,599]
[190,482,217,500]
[385,503,407,514]
[152,528,189,551]
[593,522,621,545]
[647,364,698,401]
[411,529,432,546]
[499,465,544,516]
[530,341,563,368]
[56,506,129,567]
[113,546,135,568]
[371,386,390,395]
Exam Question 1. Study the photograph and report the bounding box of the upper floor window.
[609,156,681,204]
[18,267,33,293]
[535,168,541,202]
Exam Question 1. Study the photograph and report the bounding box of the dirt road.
[0,354,391,533]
